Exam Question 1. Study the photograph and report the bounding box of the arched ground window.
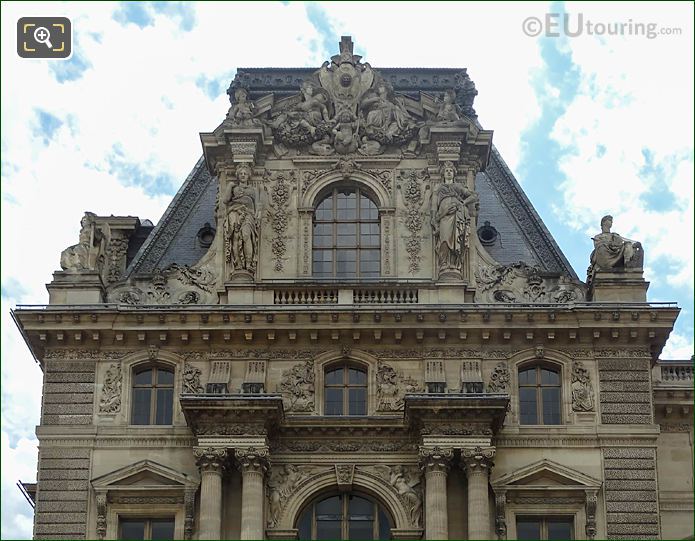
[518,364,562,425]
[313,187,380,279]
[131,365,174,425]
[325,364,367,416]
[296,493,391,540]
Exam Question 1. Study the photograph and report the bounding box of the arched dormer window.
[518,364,562,425]
[324,363,368,416]
[131,365,174,425]
[313,187,380,278]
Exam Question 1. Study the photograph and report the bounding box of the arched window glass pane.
[313,188,380,278]
[132,366,174,425]
[519,365,562,425]
[325,364,367,416]
[297,493,391,540]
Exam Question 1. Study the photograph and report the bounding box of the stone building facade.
[13,37,693,540]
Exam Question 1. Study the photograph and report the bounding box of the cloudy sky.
[1,1,692,537]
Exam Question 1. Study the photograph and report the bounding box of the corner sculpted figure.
[226,87,259,127]
[589,215,643,273]
[431,161,479,276]
[223,163,259,275]
[60,212,104,272]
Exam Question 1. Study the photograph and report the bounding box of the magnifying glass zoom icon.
[33,26,53,49]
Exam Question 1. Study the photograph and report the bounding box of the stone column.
[194,447,227,540]
[419,446,454,540]
[462,447,495,540]
[236,447,270,540]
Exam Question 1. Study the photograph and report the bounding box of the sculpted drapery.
[223,163,259,275]
[432,161,479,276]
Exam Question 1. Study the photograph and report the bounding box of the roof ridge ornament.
[331,35,362,67]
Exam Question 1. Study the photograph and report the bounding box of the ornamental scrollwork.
[475,262,585,304]
[397,169,431,274]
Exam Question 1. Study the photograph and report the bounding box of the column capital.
[194,446,228,473]
[461,446,495,475]
[235,446,270,475]
[419,446,454,473]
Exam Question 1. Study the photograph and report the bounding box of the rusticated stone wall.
[35,359,95,538]
[41,360,96,425]
[34,447,91,540]
[598,358,653,424]
[603,447,659,540]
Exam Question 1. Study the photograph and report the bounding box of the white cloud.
[550,2,694,292]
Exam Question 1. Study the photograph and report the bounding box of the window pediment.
[492,459,601,491]
[91,460,198,492]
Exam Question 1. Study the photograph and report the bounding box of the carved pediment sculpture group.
[226,37,475,158]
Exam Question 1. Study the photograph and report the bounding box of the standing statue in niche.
[589,215,644,274]
[431,161,479,277]
[223,163,259,277]
[60,212,105,272]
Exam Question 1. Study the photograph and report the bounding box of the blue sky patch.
[33,110,63,145]
[306,3,339,59]
[151,1,196,32]
[1,278,28,302]
[113,1,154,28]
[195,73,233,101]
[107,144,176,196]
[49,52,91,83]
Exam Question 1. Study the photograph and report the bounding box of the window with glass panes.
[296,493,391,540]
[518,365,562,425]
[324,364,367,416]
[516,516,573,540]
[313,188,380,278]
[131,366,174,425]
[119,517,175,540]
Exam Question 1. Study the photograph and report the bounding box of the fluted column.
[236,447,270,540]
[194,447,227,540]
[419,446,454,540]
[462,447,495,540]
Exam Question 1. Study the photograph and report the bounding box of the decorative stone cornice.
[418,446,454,473]
[235,446,270,475]
[194,447,228,473]
[461,446,495,476]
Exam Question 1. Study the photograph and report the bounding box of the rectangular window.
[517,516,573,540]
[119,518,175,540]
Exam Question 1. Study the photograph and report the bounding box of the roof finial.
[331,35,362,66]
